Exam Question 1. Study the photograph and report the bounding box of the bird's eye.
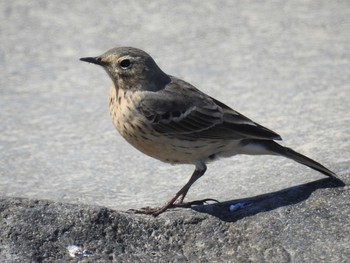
[120,59,131,69]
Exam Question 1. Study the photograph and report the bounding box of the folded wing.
[137,77,281,141]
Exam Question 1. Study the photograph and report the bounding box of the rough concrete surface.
[0,176,349,262]
[1,0,349,262]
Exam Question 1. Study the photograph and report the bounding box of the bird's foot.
[173,198,221,207]
[129,198,221,217]
[128,206,164,216]
[128,205,174,217]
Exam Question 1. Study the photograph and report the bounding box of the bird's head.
[80,47,170,91]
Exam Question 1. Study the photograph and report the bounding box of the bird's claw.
[128,198,222,217]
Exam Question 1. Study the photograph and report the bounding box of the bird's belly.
[122,131,231,164]
[111,111,243,164]
[112,111,228,163]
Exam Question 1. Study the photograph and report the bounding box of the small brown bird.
[80,47,336,216]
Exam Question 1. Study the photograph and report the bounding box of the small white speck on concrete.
[67,245,95,259]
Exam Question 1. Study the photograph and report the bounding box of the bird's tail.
[253,140,336,178]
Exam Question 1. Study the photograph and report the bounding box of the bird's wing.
[209,96,282,140]
[137,77,281,140]
[137,84,223,135]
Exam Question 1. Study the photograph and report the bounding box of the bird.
[80,47,336,216]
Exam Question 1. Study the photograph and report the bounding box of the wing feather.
[137,76,282,140]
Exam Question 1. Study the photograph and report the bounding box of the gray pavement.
[1,0,349,211]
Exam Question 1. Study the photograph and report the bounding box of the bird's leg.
[133,162,207,216]
[153,162,207,216]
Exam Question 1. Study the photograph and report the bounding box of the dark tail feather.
[260,140,336,178]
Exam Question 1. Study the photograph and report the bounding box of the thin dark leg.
[134,161,207,216]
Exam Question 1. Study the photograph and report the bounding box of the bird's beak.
[80,56,108,66]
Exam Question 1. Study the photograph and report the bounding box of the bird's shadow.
[190,177,345,222]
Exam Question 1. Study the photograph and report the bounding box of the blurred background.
[1,0,349,210]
